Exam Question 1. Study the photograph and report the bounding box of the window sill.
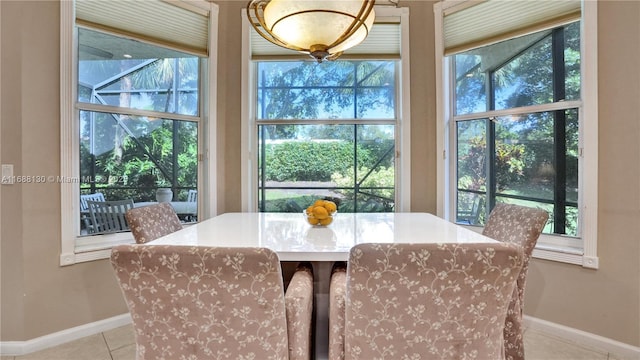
[61,232,136,265]
[458,224,598,269]
[61,224,197,266]
[532,245,583,266]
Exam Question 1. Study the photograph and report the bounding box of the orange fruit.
[319,217,333,226]
[306,216,319,226]
[323,201,337,214]
[312,206,329,220]
[313,199,326,207]
[306,205,314,215]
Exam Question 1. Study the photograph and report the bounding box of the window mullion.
[260,125,266,212]
[552,27,567,234]
[255,119,396,125]
[353,62,359,212]
[487,69,496,213]
[354,125,359,213]
[259,69,267,212]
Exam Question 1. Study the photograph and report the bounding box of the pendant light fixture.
[247,0,376,62]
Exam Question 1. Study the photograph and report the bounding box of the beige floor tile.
[110,343,136,360]
[14,334,110,360]
[103,324,135,351]
[525,329,608,360]
[607,352,640,360]
[7,325,634,360]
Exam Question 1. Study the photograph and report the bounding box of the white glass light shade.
[248,0,375,62]
[329,7,374,55]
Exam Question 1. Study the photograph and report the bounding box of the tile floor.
[0,324,632,360]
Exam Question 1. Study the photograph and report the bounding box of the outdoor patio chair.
[80,192,105,211]
[80,192,105,233]
[187,189,197,202]
[86,199,134,234]
[457,193,485,225]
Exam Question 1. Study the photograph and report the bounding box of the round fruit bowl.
[304,199,338,227]
[303,210,336,227]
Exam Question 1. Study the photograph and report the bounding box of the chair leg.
[285,262,314,360]
[329,262,347,360]
[504,289,525,360]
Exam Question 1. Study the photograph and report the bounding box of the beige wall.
[1,0,638,348]
[525,0,640,346]
[0,1,129,341]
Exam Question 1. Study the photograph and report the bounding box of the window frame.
[59,1,219,265]
[241,6,411,213]
[434,0,598,268]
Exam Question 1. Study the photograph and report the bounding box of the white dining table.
[149,212,497,359]
[150,212,496,261]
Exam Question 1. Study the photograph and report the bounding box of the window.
[60,0,218,265]
[242,7,411,213]
[435,0,599,268]
[256,60,397,213]
[78,28,200,234]
[454,23,580,235]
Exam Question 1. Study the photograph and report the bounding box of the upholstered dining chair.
[284,262,314,360]
[482,203,549,360]
[329,262,347,360]
[125,203,183,244]
[111,244,314,360]
[329,242,524,360]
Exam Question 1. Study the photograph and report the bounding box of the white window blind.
[251,21,401,60]
[443,0,581,55]
[75,0,210,56]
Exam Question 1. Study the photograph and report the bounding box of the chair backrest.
[483,203,548,299]
[344,242,523,360]
[111,245,289,360]
[86,199,134,234]
[80,192,105,212]
[125,203,183,244]
[187,189,197,202]
[482,203,549,360]
[483,203,549,255]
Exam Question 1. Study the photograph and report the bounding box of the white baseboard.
[1,313,638,358]
[524,315,640,359]
[0,313,132,356]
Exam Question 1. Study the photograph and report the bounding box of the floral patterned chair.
[329,262,347,360]
[285,262,314,360]
[125,203,183,244]
[111,245,314,360]
[329,242,524,360]
[482,203,549,360]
